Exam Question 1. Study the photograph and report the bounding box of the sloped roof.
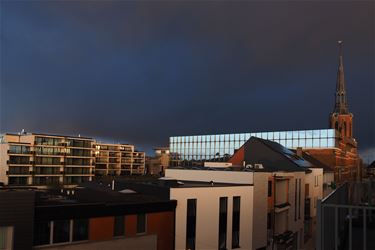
[239,137,311,172]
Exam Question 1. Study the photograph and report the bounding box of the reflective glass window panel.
[220,148,224,156]
[234,141,240,149]
[320,138,328,147]
[229,134,234,141]
[224,134,228,142]
[211,146,216,155]
[279,140,286,147]
[313,130,320,139]
[293,131,299,139]
[299,131,306,139]
[328,138,335,147]
[215,141,220,151]
[313,138,320,147]
[192,147,196,155]
[273,132,279,140]
[229,140,234,149]
[254,133,261,138]
[286,140,293,148]
[292,139,298,148]
[306,139,313,147]
[260,132,267,140]
[267,132,273,140]
[220,134,224,141]
[245,133,250,140]
[286,131,293,139]
[306,130,313,139]
[280,132,286,139]
[320,129,327,138]
[228,148,234,155]
[239,133,245,141]
[214,135,219,141]
[220,140,224,150]
[299,138,306,148]
[327,129,335,138]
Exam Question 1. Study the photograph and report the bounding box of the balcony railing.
[316,181,375,250]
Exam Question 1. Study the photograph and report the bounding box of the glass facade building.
[169,129,339,164]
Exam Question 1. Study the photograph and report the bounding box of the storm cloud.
[1,1,374,158]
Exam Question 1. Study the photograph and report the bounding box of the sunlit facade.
[169,129,339,164]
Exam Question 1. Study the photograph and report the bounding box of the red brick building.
[304,41,361,183]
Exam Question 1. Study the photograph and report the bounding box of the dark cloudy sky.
[1,1,374,159]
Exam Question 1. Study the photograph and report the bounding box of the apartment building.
[165,168,306,250]
[0,132,146,186]
[145,147,170,175]
[0,133,95,186]
[163,137,327,249]
[0,186,176,250]
[94,143,145,176]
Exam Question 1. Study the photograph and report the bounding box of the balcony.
[316,181,375,250]
[275,202,291,213]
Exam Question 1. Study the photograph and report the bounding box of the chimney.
[296,147,303,157]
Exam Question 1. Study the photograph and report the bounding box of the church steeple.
[330,41,353,139]
[333,41,349,114]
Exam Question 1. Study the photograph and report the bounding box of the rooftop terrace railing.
[316,180,375,250]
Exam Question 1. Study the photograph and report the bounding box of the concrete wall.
[288,172,305,249]
[323,172,335,197]
[305,168,323,218]
[171,186,253,250]
[165,169,254,184]
[252,172,269,250]
[0,144,9,184]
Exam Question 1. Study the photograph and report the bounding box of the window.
[232,197,240,249]
[33,221,51,246]
[186,199,197,250]
[218,197,228,250]
[137,214,146,234]
[114,216,125,237]
[53,220,70,243]
[0,227,13,250]
[267,213,272,230]
[73,219,88,241]
[268,181,272,197]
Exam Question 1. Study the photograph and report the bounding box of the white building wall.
[287,171,305,249]
[165,169,254,185]
[170,186,253,250]
[305,168,323,218]
[252,172,269,250]
[323,172,335,197]
[0,144,9,184]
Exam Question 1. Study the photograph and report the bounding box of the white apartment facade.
[0,133,95,186]
[0,132,146,186]
[94,143,145,176]
[165,168,308,250]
